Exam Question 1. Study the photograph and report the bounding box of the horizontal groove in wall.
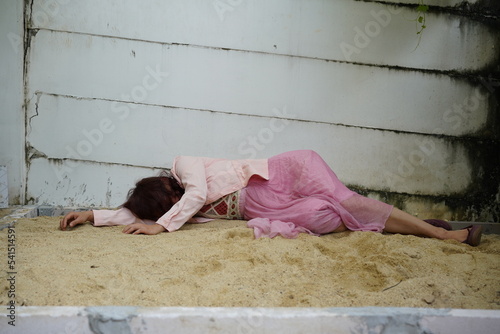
[28,91,475,140]
[25,155,433,197]
[40,156,164,172]
[25,27,494,79]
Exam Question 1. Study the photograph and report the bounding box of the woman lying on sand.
[60,150,483,246]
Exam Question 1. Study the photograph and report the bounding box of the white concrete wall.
[2,0,499,219]
[0,0,25,205]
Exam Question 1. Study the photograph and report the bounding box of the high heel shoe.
[462,225,483,247]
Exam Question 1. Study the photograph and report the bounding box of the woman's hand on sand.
[60,211,94,230]
[122,223,166,235]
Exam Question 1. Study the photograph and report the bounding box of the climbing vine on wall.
[414,0,429,48]
[416,1,429,35]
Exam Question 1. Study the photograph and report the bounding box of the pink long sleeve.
[93,207,155,226]
[155,157,208,232]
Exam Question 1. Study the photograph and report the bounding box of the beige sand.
[1,216,499,309]
[0,208,14,218]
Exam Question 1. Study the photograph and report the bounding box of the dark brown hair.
[122,173,185,221]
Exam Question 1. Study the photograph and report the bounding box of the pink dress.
[93,150,392,238]
[241,150,393,235]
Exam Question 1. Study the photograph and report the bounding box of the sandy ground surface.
[1,216,499,309]
[0,208,15,218]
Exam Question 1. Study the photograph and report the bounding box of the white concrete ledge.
[1,306,499,334]
[0,206,38,230]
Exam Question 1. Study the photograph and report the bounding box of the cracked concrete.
[86,306,137,334]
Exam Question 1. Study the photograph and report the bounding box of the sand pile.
[1,216,499,309]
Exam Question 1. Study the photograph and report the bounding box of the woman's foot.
[442,226,482,246]
[461,225,483,247]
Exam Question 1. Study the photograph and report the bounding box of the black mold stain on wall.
[356,1,500,222]
[420,1,499,222]
[439,11,500,221]
[466,0,500,222]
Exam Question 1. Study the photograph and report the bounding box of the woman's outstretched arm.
[60,208,153,229]
[60,210,94,230]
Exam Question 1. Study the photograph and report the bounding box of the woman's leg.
[383,207,468,242]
